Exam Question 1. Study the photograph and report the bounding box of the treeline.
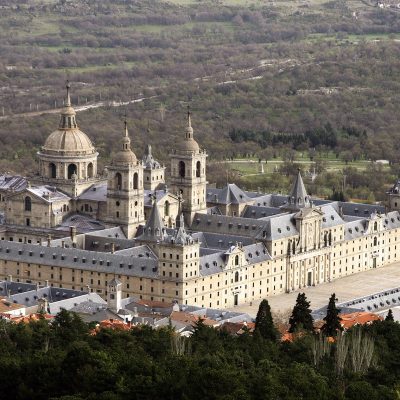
[0,308,398,399]
[229,124,367,150]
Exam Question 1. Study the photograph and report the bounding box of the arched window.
[234,255,239,266]
[196,161,201,178]
[87,163,94,178]
[179,161,185,178]
[133,173,138,190]
[164,200,170,216]
[68,164,77,179]
[374,221,378,231]
[234,271,239,282]
[374,237,378,246]
[24,196,31,212]
[115,173,122,190]
[49,163,56,179]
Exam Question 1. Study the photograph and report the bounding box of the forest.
[0,0,400,200]
[0,301,399,400]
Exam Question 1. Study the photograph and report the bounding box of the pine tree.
[255,299,278,340]
[321,293,342,337]
[288,292,314,333]
[386,309,394,322]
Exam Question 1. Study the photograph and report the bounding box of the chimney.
[7,274,12,282]
[45,280,49,287]
[70,226,77,246]
[61,240,65,248]
[85,285,91,293]
[47,234,51,247]
[111,242,115,254]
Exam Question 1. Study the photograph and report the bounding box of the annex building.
[1,83,400,309]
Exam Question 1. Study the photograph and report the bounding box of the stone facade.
[0,84,399,309]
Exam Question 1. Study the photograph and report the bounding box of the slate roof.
[138,200,167,241]
[320,204,344,228]
[339,201,385,217]
[241,205,284,219]
[281,170,311,211]
[0,240,159,278]
[58,214,105,232]
[27,185,70,203]
[206,184,252,205]
[0,174,27,192]
[78,182,107,202]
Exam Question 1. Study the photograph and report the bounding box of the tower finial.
[124,119,128,137]
[187,105,191,128]
[66,80,71,106]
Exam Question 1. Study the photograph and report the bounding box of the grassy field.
[227,158,384,176]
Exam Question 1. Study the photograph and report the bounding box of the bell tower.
[106,120,145,238]
[170,108,207,225]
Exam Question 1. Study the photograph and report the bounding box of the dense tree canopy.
[0,309,399,399]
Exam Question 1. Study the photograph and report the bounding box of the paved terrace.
[230,262,400,317]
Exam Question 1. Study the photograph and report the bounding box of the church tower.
[387,180,400,211]
[170,108,207,225]
[107,278,122,312]
[106,120,145,238]
[36,82,98,197]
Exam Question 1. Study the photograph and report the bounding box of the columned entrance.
[307,271,312,286]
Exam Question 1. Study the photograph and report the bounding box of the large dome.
[42,128,96,156]
[113,149,137,165]
[176,137,200,152]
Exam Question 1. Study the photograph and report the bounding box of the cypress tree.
[255,299,278,340]
[288,292,314,333]
[386,309,394,322]
[321,293,342,337]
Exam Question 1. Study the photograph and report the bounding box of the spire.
[174,212,193,245]
[175,192,183,228]
[65,80,71,107]
[140,195,166,241]
[185,105,194,140]
[284,169,311,211]
[121,119,131,151]
[146,144,152,156]
[59,81,77,129]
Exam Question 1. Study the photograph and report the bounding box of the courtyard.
[230,262,400,317]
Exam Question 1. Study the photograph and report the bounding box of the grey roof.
[78,182,107,202]
[0,280,102,310]
[144,189,169,207]
[281,170,311,211]
[0,174,27,192]
[191,213,265,237]
[241,205,283,219]
[381,211,400,230]
[207,184,252,205]
[26,185,70,204]
[256,213,298,241]
[312,286,400,319]
[343,219,367,240]
[192,231,254,250]
[199,242,271,276]
[320,204,344,229]
[339,201,385,217]
[137,200,167,241]
[58,214,105,232]
[0,240,159,278]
